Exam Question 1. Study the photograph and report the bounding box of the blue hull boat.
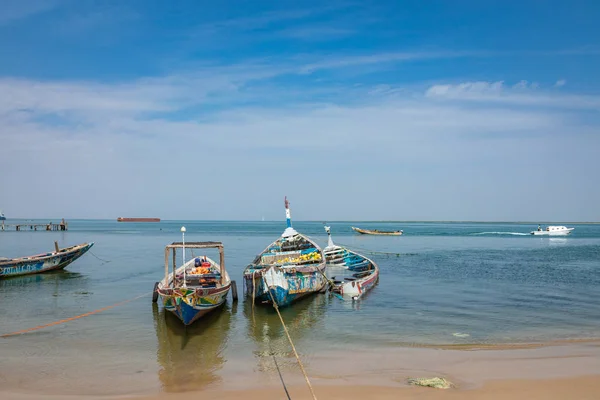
[243,197,327,308]
[0,242,93,278]
[155,239,233,326]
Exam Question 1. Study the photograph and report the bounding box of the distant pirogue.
[351,227,403,236]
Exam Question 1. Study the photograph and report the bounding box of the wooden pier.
[1,219,68,232]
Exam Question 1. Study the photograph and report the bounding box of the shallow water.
[1,220,599,394]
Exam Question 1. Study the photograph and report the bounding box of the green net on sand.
[407,377,453,389]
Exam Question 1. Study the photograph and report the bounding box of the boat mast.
[285,196,292,228]
[324,225,335,248]
[282,196,298,237]
[181,226,187,287]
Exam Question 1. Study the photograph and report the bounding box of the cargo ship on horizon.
[117,217,161,222]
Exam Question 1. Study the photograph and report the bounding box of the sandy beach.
[2,341,599,400]
[133,376,600,400]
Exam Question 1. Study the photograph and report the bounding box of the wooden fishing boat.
[0,241,93,279]
[154,233,236,326]
[352,226,403,236]
[324,226,379,300]
[243,197,327,307]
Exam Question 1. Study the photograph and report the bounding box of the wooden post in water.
[164,247,170,287]
[172,248,176,285]
[54,241,59,253]
[219,245,226,285]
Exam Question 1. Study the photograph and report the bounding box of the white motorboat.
[530,225,574,236]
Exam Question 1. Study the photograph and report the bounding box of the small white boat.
[530,225,574,236]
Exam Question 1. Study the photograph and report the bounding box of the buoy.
[152,282,159,303]
[230,280,238,302]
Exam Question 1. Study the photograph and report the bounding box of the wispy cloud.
[2,65,599,220]
[190,3,356,36]
[425,80,600,110]
[298,50,482,74]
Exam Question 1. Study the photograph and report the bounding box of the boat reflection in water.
[152,302,236,392]
[243,292,328,373]
[0,270,84,287]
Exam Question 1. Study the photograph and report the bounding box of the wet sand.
[129,376,600,400]
[1,376,599,400]
[1,342,600,399]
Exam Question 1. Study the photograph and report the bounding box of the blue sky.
[1,0,599,221]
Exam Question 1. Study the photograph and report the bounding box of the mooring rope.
[268,337,292,400]
[88,250,111,264]
[336,242,410,257]
[263,276,318,400]
[251,271,291,399]
[1,292,150,338]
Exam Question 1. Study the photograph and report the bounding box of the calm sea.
[1,220,599,394]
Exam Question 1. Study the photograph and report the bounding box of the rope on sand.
[263,276,318,400]
[1,292,150,338]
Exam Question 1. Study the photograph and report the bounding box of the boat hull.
[158,285,230,326]
[337,268,379,299]
[117,217,160,222]
[0,243,94,278]
[244,263,327,307]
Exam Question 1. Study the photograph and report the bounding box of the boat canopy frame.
[164,241,226,286]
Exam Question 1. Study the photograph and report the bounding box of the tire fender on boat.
[231,280,238,302]
[152,282,159,303]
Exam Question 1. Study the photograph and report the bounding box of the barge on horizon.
[117,217,161,222]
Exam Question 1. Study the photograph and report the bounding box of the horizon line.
[2,218,599,224]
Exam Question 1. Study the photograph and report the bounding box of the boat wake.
[471,232,529,236]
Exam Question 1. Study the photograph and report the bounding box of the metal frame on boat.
[0,241,93,278]
[154,231,235,326]
[324,226,379,300]
[351,226,403,236]
[243,197,327,307]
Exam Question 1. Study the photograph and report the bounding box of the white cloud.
[555,79,567,87]
[425,80,600,110]
[1,70,599,220]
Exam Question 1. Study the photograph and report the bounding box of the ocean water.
[1,220,600,394]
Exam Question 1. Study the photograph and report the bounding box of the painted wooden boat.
[0,242,93,279]
[352,226,403,236]
[155,238,233,326]
[324,227,379,300]
[243,197,327,307]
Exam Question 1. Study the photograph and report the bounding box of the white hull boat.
[530,226,574,236]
